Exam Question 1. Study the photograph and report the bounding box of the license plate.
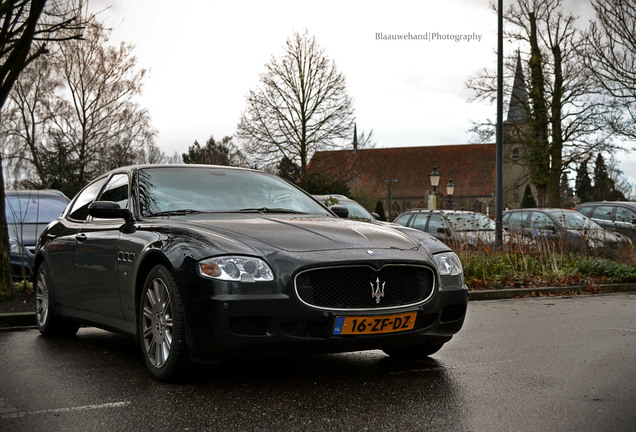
[332,312,417,335]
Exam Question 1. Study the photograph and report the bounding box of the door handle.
[75,233,87,242]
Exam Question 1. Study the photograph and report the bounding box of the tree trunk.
[0,159,14,296]
[548,45,564,207]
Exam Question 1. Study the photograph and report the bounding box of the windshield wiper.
[237,207,307,214]
[149,209,203,217]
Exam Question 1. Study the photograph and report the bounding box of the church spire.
[506,51,527,125]
[352,124,358,153]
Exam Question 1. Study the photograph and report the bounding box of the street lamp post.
[385,179,398,220]
[446,178,455,209]
[429,166,441,209]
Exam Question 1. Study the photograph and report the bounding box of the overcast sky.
[90,0,636,189]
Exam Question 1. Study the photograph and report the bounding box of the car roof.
[400,209,482,215]
[575,201,636,208]
[312,194,354,202]
[87,163,261,181]
[504,208,576,213]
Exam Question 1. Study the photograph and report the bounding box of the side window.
[67,178,108,221]
[427,213,449,234]
[530,212,553,229]
[576,206,593,217]
[505,211,527,228]
[411,213,430,231]
[393,213,411,226]
[98,174,129,209]
[591,205,614,221]
[615,207,636,223]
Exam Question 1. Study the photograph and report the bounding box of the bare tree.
[584,0,636,141]
[467,0,617,207]
[237,30,354,187]
[0,0,85,292]
[2,55,61,187]
[50,19,155,189]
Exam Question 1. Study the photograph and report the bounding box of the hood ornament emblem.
[371,277,385,304]
[367,250,376,256]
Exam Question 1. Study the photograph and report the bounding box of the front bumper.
[185,286,468,364]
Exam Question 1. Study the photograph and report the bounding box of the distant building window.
[512,148,520,161]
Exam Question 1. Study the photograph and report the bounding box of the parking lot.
[1,293,634,431]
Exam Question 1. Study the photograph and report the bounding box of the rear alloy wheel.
[35,262,80,336]
[139,265,189,380]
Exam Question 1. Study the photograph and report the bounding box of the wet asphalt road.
[1,293,634,432]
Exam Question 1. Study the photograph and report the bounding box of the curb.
[0,311,36,329]
[1,283,635,329]
[467,282,636,301]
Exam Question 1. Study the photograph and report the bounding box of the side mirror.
[88,201,133,223]
[371,212,380,220]
[330,205,349,218]
[545,223,557,233]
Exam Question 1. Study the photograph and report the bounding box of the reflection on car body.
[34,165,468,380]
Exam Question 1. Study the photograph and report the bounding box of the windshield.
[5,194,68,224]
[138,167,332,217]
[446,213,496,231]
[554,211,602,230]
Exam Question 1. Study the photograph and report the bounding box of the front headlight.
[434,251,463,276]
[198,256,275,282]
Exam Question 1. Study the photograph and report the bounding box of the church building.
[307,55,531,219]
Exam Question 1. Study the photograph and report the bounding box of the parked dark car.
[573,201,636,243]
[393,209,517,247]
[502,208,632,250]
[5,189,70,280]
[34,165,468,380]
[312,194,379,221]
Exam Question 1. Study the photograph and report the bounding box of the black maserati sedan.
[33,165,468,380]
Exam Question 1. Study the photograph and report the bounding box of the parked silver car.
[573,201,636,243]
[313,195,379,221]
[503,208,632,250]
[393,209,513,248]
[5,189,70,279]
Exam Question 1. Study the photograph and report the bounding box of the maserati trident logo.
[371,277,385,304]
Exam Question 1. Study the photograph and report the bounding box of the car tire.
[139,264,190,380]
[35,262,80,337]
[382,341,446,359]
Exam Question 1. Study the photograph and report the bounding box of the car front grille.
[294,264,435,311]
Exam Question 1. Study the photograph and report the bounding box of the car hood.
[167,215,421,253]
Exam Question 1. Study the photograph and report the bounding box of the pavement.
[1,282,635,329]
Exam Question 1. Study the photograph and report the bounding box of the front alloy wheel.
[140,265,189,380]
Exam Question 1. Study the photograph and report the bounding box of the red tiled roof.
[307,144,495,199]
